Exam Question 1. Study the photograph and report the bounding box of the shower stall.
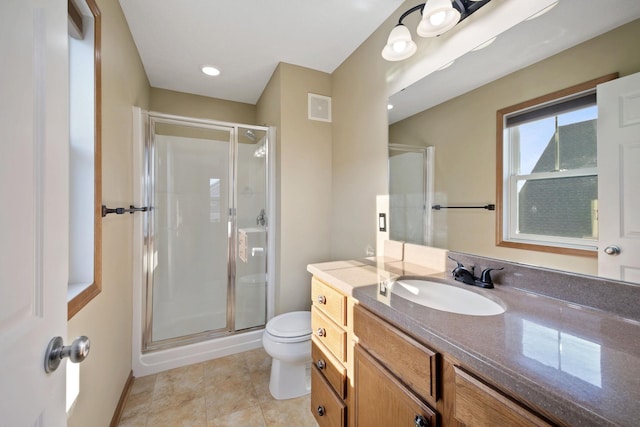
[388,144,434,246]
[131,109,275,376]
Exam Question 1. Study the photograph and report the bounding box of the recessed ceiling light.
[201,66,220,76]
[387,104,394,110]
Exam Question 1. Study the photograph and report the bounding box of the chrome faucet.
[448,256,503,289]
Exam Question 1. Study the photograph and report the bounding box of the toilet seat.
[265,311,311,343]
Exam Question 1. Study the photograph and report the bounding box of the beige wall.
[150,87,257,124]
[389,19,640,275]
[67,0,150,425]
[329,5,401,260]
[258,63,332,314]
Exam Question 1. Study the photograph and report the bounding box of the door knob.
[44,336,91,373]
[604,245,621,256]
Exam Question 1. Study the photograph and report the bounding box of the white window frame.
[496,75,617,257]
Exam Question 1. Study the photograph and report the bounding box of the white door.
[597,72,640,283]
[0,0,69,425]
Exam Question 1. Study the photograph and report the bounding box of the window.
[68,0,102,318]
[496,75,617,256]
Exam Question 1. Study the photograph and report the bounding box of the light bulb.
[393,40,407,53]
[429,11,446,26]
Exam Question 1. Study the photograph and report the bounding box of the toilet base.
[268,358,311,400]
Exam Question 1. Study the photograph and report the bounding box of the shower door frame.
[141,111,274,353]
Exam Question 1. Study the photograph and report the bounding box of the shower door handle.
[256,208,266,226]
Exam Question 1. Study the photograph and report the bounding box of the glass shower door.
[234,127,268,330]
[388,144,434,245]
[149,119,233,343]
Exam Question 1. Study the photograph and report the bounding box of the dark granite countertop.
[353,275,640,426]
[308,245,640,426]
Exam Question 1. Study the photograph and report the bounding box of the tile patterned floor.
[118,348,318,427]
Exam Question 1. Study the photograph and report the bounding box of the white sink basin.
[391,279,505,316]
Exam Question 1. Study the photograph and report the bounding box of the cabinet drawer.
[312,340,347,399]
[311,365,346,427]
[354,304,438,403]
[454,366,554,427]
[312,277,347,326]
[355,345,437,427]
[312,307,347,363]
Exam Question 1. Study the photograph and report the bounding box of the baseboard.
[110,370,134,427]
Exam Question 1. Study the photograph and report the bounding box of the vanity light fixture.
[201,65,220,76]
[382,0,492,61]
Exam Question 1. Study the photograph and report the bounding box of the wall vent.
[308,93,332,122]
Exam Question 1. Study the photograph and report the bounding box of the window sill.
[497,240,597,258]
[68,282,101,320]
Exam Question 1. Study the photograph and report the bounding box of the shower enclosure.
[137,111,274,357]
[388,144,434,245]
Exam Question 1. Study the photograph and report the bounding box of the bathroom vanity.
[307,244,640,426]
[310,275,351,426]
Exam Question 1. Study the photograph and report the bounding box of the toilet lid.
[266,311,311,339]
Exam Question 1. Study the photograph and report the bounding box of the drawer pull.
[316,328,326,337]
[414,415,429,427]
[316,359,326,370]
[317,405,326,417]
[317,295,326,304]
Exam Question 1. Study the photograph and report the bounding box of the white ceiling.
[119,0,640,118]
[119,0,405,104]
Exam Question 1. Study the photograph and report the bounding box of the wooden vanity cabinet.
[310,277,351,427]
[311,365,347,427]
[453,367,555,427]
[310,275,558,426]
[355,344,437,427]
[352,304,560,427]
[354,304,440,426]
[353,303,438,406]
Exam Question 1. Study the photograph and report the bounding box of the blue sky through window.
[517,105,597,175]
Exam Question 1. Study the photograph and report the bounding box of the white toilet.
[262,311,312,400]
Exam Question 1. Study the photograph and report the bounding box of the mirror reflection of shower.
[388,144,434,246]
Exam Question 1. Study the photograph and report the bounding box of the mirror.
[387,0,640,282]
